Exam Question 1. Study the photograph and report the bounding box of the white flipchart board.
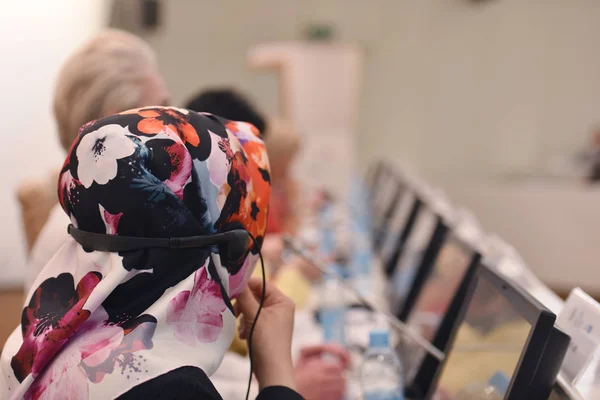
[248,42,363,199]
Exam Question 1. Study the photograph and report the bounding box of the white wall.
[146,0,600,182]
[289,0,600,182]
[0,0,109,286]
[413,0,600,182]
[145,0,427,167]
[144,0,311,117]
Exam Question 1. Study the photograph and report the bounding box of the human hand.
[433,387,452,400]
[295,344,351,400]
[297,344,352,369]
[288,255,323,282]
[261,234,285,265]
[236,278,296,390]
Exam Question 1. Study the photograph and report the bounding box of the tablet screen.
[400,236,473,380]
[433,275,532,399]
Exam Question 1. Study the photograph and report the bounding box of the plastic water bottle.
[319,205,336,258]
[348,177,371,230]
[349,179,374,297]
[454,371,509,400]
[351,227,373,297]
[320,266,346,348]
[360,330,405,400]
[389,249,421,311]
[320,225,336,258]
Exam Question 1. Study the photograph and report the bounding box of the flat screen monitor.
[399,235,478,381]
[432,266,557,400]
[374,181,409,252]
[368,161,388,194]
[371,169,399,223]
[380,190,416,262]
[388,205,438,313]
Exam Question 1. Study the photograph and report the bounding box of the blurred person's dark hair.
[184,88,267,135]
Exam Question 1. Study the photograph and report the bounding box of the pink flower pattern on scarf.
[167,262,227,345]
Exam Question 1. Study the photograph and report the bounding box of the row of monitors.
[366,162,572,400]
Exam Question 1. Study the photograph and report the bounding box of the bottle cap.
[488,371,510,395]
[369,329,389,348]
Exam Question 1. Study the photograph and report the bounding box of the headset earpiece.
[222,230,250,261]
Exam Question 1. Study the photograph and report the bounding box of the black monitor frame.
[395,215,449,321]
[406,254,481,398]
[373,179,407,254]
[384,196,424,277]
[424,265,562,400]
[378,189,415,264]
[367,161,393,213]
[530,328,570,399]
[371,175,403,235]
[366,161,386,200]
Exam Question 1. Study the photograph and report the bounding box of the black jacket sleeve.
[256,386,304,400]
[117,366,303,400]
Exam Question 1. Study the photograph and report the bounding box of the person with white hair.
[24,29,170,293]
[54,29,170,150]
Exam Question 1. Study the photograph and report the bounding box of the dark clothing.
[589,158,600,182]
[118,366,303,400]
[184,89,267,135]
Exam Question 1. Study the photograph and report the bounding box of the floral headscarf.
[1,107,271,400]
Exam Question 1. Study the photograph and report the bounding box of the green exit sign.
[306,24,334,41]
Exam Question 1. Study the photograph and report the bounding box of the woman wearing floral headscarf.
[1,107,302,400]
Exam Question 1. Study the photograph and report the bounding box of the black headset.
[68,224,265,400]
[68,225,250,260]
